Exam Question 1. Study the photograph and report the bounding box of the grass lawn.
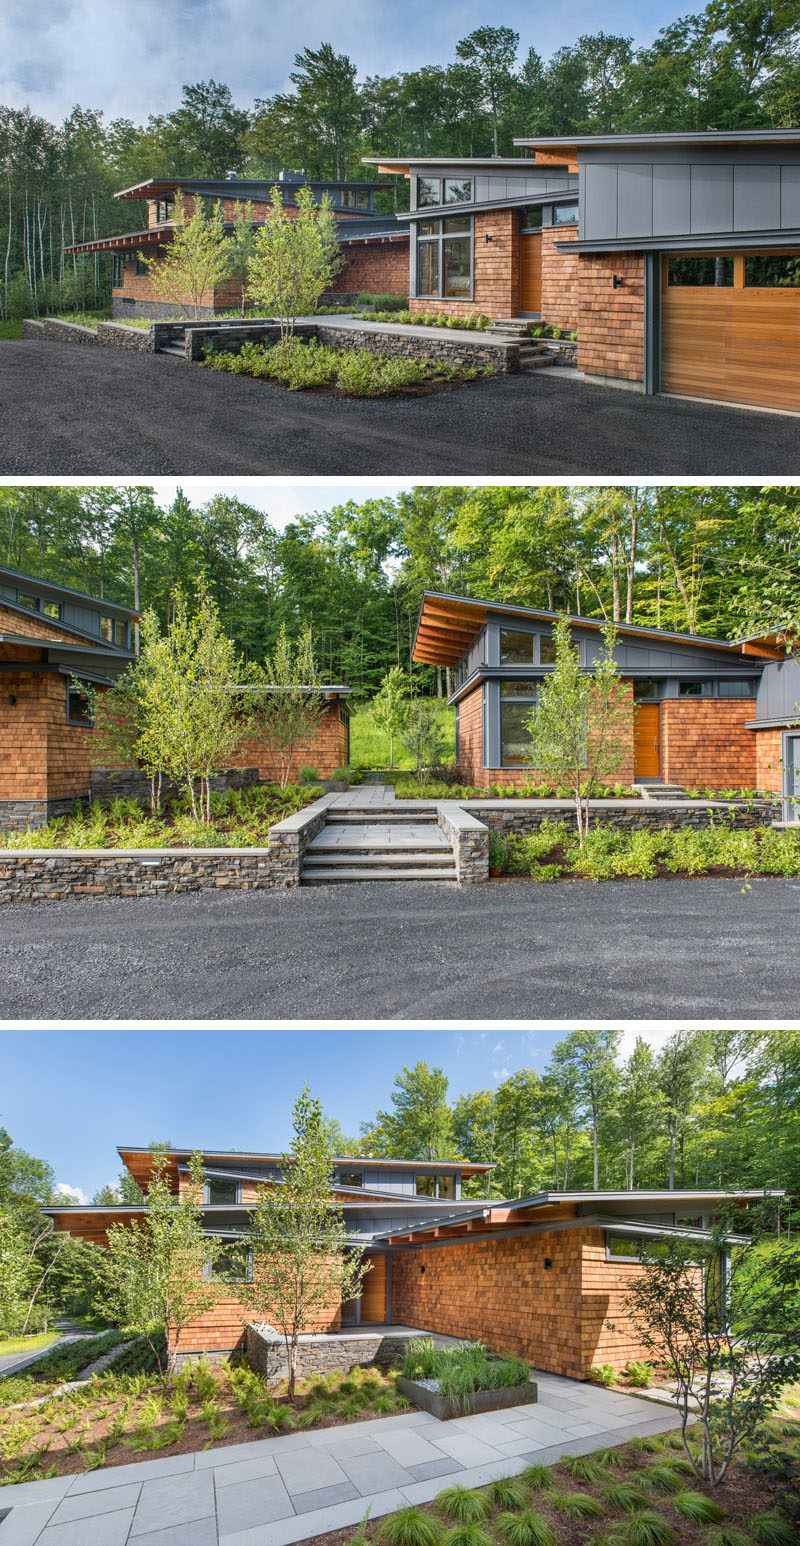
[0,783,321,851]
[350,700,455,771]
[0,1332,59,1356]
[0,1350,410,1486]
[0,319,23,340]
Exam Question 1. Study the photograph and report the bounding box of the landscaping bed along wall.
[21,317,154,351]
[244,1325,462,1384]
[465,798,782,835]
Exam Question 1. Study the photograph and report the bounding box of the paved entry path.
[0,1374,682,1546]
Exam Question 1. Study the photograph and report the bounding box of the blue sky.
[2,1,690,123]
[0,1026,672,1201]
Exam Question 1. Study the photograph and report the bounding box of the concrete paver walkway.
[0,1374,682,1546]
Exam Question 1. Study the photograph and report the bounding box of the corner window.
[417,217,472,300]
[204,1177,240,1205]
[417,177,440,208]
[438,1174,456,1201]
[717,680,753,698]
[66,684,94,727]
[500,629,535,665]
[520,207,543,231]
[552,203,579,225]
[744,255,800,288]
[668,256,733,287]
[205,1239,253,1283]
[338,1170,364,1189]
[500,681,539,767]
[444,178,471,204]
[679,680,712,697]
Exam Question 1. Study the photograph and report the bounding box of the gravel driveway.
[1,876,798,1019]
[3,339,799,473]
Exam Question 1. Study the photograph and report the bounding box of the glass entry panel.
[785,735,800,823]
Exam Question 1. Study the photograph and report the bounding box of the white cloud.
[492,1041,505,1054]
[56,1182,88,1204]
[492,1066,510,1082]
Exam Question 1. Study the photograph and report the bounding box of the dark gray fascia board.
[745,716,800,729]
[182,1162,480,1204]
[513,130,800,149]
[562,229,800,255]
[447,661,762,706]
[362,157,546,170]
[120,1144,490,1171]
[0,631,134,661]
[0,565,137,617]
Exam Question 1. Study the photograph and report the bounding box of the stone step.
[301,865,458,883]
[330,809,439,823]
[634,783,688,801]
[158,343,185,357]
[304,849,454,866]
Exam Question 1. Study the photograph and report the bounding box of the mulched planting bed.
[296,1426,800,1546]
[298,376,492,399]
[0,784,322,851]
[0,1358,414,1486]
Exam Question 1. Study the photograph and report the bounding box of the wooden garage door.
[520,233,542,312]
[661,253,800,412]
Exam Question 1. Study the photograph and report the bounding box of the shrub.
[750,1513,797,1546]
[435,1487,488,1524]
[549,1492,605,1518]
[520,1464,551,1491]
[381,1508,442,1546]
[589,1364,616,1387]
[672,1492,725,1524]
[642,1466,683,1495]
[602,1484,651,1513]
[298,765,319,783]
[488,1480,529,1511]
[495,1511,557,1546]
[619,1514,676,1546]
[622,1361,653,1388]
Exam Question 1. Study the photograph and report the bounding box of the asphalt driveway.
[1,876,798,1019]
[2,339,799,473]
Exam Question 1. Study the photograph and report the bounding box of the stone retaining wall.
[463,798,782,835]
[0,797,87,833]
[267,796,334,886]
[0,849,277,905]
[244,1324,461,1384]
[25,317,98,346]
[315,323,520,373]
[90,766,259,803]
[97,321,153,352]
[437,802,489,882]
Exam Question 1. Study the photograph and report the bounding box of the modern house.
[0,566,353,830]
[65,172,409,316]
[366,128,800,412]
[413,591,800,815]
[43,1145,768,1379]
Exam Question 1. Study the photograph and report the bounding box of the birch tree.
[246,185,343,340]
[140,192,231,319]
[247,624,327,789]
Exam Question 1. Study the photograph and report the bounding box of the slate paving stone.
[216,1474,296,1537]
[290,1483,360,1515]
[131,1517,219,1546]
[425,1433,504,1467]
[373,1429,452,1467]
[275,1450,348,1494]
[0,1478,72,1508]
[0,1504,63,1546]
[214,1456,280,1489]
[69,1454,195,1494]
[197,1440,282,1472]
[336,1451,416,1494]
[48,1482,141,1525]
[314,1434,381,1460]
[131,1472,216,1536]
[406,1458,464,1482]
[38,1510,136,1546]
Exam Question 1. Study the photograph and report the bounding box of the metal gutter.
[560,229,800,256]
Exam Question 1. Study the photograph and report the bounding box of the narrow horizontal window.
[678,680,712,697]
[744,254,800,288]
[338,1170,364,1189]
[668,256,733,287]
[552,203,579,225]
[717,680,753,698]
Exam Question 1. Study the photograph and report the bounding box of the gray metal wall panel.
[64,604,99,633]
[584,163,619,240]
[652,164,691,236]
[780,164,800,227]
[618,163,653,238]
[756,659,800,720]
[690,164,733,232]
[475,176,490,203]
[734,163,780,231]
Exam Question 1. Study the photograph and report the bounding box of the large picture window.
[417,216,472,299]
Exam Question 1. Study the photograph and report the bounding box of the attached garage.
[661,251,800,411]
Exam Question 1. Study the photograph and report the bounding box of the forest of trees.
[347,1031,800,1216]
[2,483,798,698]
[2,1,799,315]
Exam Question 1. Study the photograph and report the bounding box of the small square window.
[552,203,579,225]
[66,684,94,727]
[338,1170,364,1189]
[668,256,733,287]
[206,1240,253,1282]
[633,679,657,699]
[415,1174,436,1197]
[205,1177,240,1206]
[444,178,471,204]
[417,177,440,208]
[500,628,535,665]
[43,600,61,620]
[520,207,543,231]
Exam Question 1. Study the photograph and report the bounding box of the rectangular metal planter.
[397,1375,537,1421]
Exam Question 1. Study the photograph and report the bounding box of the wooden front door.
[660,253,800,411]
[634,703,661,779]
[520,233,542,312]
[360,1256,387,1324]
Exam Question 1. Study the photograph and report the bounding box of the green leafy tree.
[398,699,446,783]
[140,190,231,319]
[455,26,520,154]
[551,1030,621,1189]
[658,1031,708,1189]
[615,1036,662,1189]
[226,199,257,315]
[246,184,343,340]
[527,616,632,845]
[371,665,408,767]
[248,623,327,789]
[99,1147,222,1385]
[494,1070,541,1197]
[364,1062,454,1160]
[623,1204,800,1486]
[246,1087,366,1400]
[289,45,361,179]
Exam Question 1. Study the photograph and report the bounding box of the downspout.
[643,252,660,397]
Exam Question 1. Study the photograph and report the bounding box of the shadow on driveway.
[2,340,799,473]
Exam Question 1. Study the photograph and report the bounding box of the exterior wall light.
[485,233,493,243]
[612,274,623,289]
[8,694,16,705]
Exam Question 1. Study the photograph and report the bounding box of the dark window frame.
[500,682,539,769]
[552,202,579,226]
[416,216,473,300]
[416,176,441,208]
[203,1176,242,1206]
[134,256,148,277]
[203,1238,254,1283]
[520,206,543,232]
[443,177,472,205]
[155,198,174,225]
[338,1169,365,1190]
[66,682,94,728]
[111,254,126,289]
